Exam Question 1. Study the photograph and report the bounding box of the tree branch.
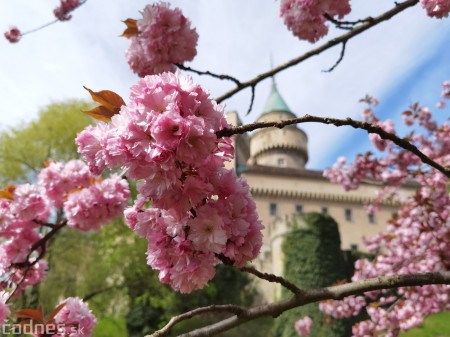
[239,265,304,297]
[148,304,247,337]
[216,114,450,178]
[322,41,347,72]
[151,271,450,337]
[177,64,241,86]
[214,0,419,104]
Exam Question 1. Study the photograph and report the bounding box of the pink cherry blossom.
[54,297,97,337]
[294,316,313,336]
[125,2,198,76]
[77,72,263,292]
[421,0,450,18]
[54,0,80,21]
[4,26,21,43]
[0,300,9,325]
[322,82,450,336]
[38,160,92,208]
[64,175,130,231]
[280,0,351,42]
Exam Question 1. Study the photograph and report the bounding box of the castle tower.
[247,80,308,169]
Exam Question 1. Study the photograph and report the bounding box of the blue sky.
[0,0,449,170]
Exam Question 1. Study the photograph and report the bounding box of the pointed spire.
[262,77,291,114]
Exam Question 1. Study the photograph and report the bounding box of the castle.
[225,81,415,301]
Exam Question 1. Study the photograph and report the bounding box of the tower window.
[368,214,376,224]
[321,207,328,215]
[350,244,358,252]
[269,203,277,216]
[296,204,303,214]
[277,158,286,167]
[345,208,352,221]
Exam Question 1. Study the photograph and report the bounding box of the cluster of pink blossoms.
[125,2,198,77]
[52,297,97,337]
[0,291,10,325]
[38,160,130,231]
[4,26,21,43]
[421,0,450,18]
[294,316,313,336]
[76,72,263,293]
[54,0,80,21]
[322,82,450,336]
[279,0,351,42]
[0,160,129,297]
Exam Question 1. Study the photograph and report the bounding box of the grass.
[400,312,450,337]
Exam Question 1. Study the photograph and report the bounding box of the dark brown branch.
[240,265,304,297]
[214,0,419,104]
[217,254,304,296]
[322,41,347,72]
[177,64,241,86]
[13,220,67,268]
[246,86,256,116]
[153,271,450,337]
[216,115,450,178]
[324,13,375,30]
[148,304,247,337]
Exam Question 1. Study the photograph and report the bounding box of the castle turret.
[247,80,308,168]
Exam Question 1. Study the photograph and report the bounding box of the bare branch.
[216,114,450,178]
[214,0,419,104]
[217,254,304,296]
[240,265,304,297]
[177,64,241,86]
[148,304,247,337]
[322,41,347,72]
[20,0,88,37]
[246,86,256,116]
[323,13,375,30]
[158,272,450,337]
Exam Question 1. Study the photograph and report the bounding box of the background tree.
[0,100,92,185]
[273,213,353,337]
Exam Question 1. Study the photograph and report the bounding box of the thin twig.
[322,41,347,72]
[217,254,304,296]
[12,220,67,268]
[214,0,419,104]
[20,0,88,37]
[177,64,241,86]
[148,304,247,337]
[323,13,375,30]
[246,86,256,116]
[240,265,304,297]
[215,114,450,178]
[155,271,450,337]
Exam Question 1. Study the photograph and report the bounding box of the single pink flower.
[4,26,21,43]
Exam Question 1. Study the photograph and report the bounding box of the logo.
[1,304,84,336]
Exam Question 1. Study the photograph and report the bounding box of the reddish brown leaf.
[47,302,66,322]
[83,86,125,111]
[83,105,118,122]
[83,86,125,122]
[89,177,103,185]
[402,110,413,116]
[15,308,44,323]
[0,185,16,200]
[121,18,138,38]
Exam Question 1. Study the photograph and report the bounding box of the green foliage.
[273,212,352,337]
[0,99,91,185]
[400,312,450,337]
[124,243,257,337]
[93,316,127,337]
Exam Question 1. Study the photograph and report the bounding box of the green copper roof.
[262,79,291,114]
